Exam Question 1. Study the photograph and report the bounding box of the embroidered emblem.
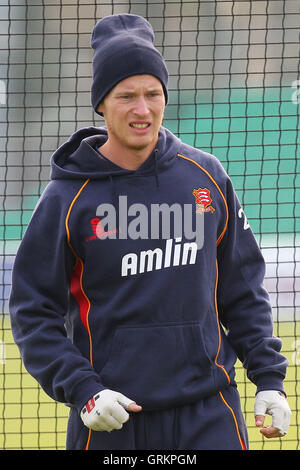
[193,188,215,213]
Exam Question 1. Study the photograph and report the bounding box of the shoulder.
[41,179,88,200]
[34,179,90,217]
[177,142,230,187]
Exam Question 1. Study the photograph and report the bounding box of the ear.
[97,101,104,115]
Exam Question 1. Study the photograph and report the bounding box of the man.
[9,14,291,450]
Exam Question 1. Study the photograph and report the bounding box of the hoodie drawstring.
[154,148,160,188]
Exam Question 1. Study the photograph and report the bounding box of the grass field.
[1,316,299,450]
[0,317,68,450]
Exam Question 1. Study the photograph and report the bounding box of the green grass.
[1,317,299,450]
[0,318,69,450]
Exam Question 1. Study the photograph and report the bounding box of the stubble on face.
[97,75,165,169]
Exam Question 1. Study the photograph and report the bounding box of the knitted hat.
[91,14,169,115]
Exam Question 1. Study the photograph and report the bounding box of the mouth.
[129,122,151,132]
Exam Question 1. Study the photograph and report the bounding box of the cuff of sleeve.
[254,374,286,396]
[68,376,106,413]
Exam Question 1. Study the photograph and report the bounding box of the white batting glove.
[80,389,136,432]
[254,390,292,436]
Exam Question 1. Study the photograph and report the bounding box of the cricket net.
[0,0,299,450]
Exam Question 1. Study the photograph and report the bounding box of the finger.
[255,414,265,427]
[91,417,115,432]
[270,406,285,433]
[127,402,142,413]
[116,393,142,412]
[94,422,114,432]
[282,410,292,435]
[259,426,283,439]
[111,401,130,424]
[117,393,136,409]
[103,412,124,430]
[271,404,291,436]
[254,399,267,417]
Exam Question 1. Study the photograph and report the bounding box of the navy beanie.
[91,14,169,115]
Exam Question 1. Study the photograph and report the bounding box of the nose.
[133,96,149,116]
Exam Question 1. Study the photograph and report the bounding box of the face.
[97,74,165,156]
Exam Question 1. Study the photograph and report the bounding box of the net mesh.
[1,0,299,450]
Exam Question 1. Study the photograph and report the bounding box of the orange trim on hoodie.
[219,391,247,450]
[214,260,231,384]
[65,179,94,450]
[65,179,93,364]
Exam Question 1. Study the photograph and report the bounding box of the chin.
[129,134,159,151]
[126,140,154,152]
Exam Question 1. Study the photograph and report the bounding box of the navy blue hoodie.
[9,126,288,415]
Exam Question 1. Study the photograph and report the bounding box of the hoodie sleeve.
[216,175,288,394]
[9,183,104,412]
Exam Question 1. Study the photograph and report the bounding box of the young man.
[9,14,291,450]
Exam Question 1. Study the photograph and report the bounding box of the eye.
[147,91,163,99]
[119,94,133,100]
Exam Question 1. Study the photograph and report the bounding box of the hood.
[90,14,168,115]
[50,126,181,183]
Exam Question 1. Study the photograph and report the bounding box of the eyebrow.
[114,88,163,96]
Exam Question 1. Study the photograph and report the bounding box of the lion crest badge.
[193,188,215,213]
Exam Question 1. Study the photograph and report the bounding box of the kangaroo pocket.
[99,322,216,410]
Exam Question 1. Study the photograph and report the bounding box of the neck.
[98,139,157,171]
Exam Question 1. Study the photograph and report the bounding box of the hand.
[80,389,142,432]
[254,390,292,438]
